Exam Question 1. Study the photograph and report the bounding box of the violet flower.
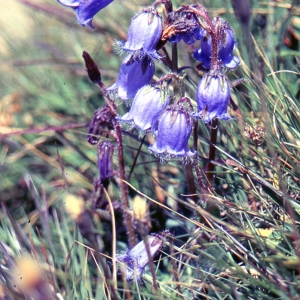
[168,13,201,45]
[169,27,202,45]
[57,0,113,28]
[116,235,163,283]
[123,10,162,59]
[193,72,231,123]
[150,103,193,158]
[97,141,114,185]
[194,27,240,69]
[106,53,155,100]
[117,85,169,132]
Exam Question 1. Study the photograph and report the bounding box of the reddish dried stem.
[83,51,137,248]
[114,121,137,248]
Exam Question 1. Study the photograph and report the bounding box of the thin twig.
[0,122,88,137]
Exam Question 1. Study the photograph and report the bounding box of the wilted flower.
[150,103,193,158]
[133,195,151,235]
[168,12,201,45]
[116,234,163,283]
[87,105,114,145]
[193,72,231,123]
[117,85,169,132]
[169,26,201,45]
[64,194,94,237]
[13,256,55,300]
[123,10,162,59]
[98,141,114,185]
[194,26,240,69]
[57,0,113,28]
[107,53,155,100]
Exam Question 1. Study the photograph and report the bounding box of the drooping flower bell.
[123,9,162,59]
[194,25,240,70]
[150,101,194,158]
[106,53,155,100]
[117,85,169,132]
[193,72,231,123]
[116,234,163,283]
[57,0,113,28]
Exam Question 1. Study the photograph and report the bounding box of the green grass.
[0,0,300,299]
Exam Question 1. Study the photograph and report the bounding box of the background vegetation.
[0,0,300,299]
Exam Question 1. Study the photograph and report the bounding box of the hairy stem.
[206,118,220,217]
[114,121,137,248]
[83,51,137,248]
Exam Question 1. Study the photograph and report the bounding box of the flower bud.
[117,85,169,132]
[123,10,162,59]
[64,194,94,238]
[86,105,114,145]
[150,103,193,158]
[193,72,231,123]
[133,195,151,236]
[107,53,155,100]
[82,51,101,84]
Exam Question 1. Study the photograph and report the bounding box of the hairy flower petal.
[150,105,193,158]
[123,10,162,59]
[193,73,231,123]
[194,27,239,70]
[118,85,169,131]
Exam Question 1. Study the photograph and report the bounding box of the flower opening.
[57,0,113,28]
[106,53,155,100]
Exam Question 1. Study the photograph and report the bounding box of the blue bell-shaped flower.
[150,103,193,158]
[123,10,162,59]
[57,0,113,28]
[193,29,212,69]
[118,85,169,132]
[107,53,155,100]
[194,26,240,70]
[193,72,231,123]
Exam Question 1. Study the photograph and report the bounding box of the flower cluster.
[192,18,240,123]
[58,1,240,159]
[111,5,240,158]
